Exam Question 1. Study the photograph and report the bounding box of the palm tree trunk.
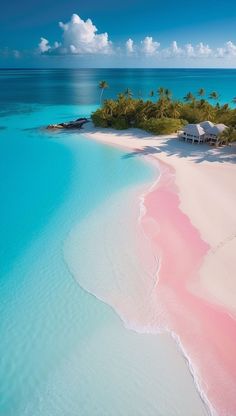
[100,89,104,106]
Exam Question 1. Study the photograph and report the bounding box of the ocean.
[1,68,233,415]
[1,68,236,106]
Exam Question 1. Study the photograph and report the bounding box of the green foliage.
[198,88,205,97]
[180,106,205,123]
[219,126,236,144]
[184,92,195,102]
[91,107,131,129]
[138,118,187,134]
[209,91,219,101]
[99,80,109,90]
[91,109,110,127]
[111,118,130,130]
[91,87,236,139]
[157,87,165,99]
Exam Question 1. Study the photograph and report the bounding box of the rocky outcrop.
[47,117,90,130]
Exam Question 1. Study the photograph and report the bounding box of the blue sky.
[1,0,236,67]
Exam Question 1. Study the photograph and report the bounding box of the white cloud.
[195,42,212,57]
[37,16,236,64]
[171,41,182,55]
[38,37,51,53]
[162,41,183,58]
[185,43,195,57]
[40,14,112,55]
[160,41,212,59]
[184,42,212,58]
[124,38,213,60]
[141,36,160,55]
[216,41,236,58]
[126,38,134,54]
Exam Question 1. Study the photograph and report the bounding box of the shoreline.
[64,182,210,416]
[83,124,236,415]
[83,123,236,315]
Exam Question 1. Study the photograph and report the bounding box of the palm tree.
[209,91,219,101]
[104,99,116,117]
[149,90,155,98]
[202,102,215,121]
[155,98,168,118]
[168,102,181,119]
[157,87,165,99]
[184,92,195,103]
[124,88,133,98]
[219,126,236,145]
[137,101,155,122]
[117,92,125,100]
[117,92,134,117]
[99,80,109,105]
[198,88,205,98]
[220,103,229,112]
[165,88,172,101]
[198,98,206,108]
[232,97,236,105]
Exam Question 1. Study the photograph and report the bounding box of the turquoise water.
[0,102,157,414]
[1,68,232,415]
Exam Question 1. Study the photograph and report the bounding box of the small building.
[179,124,206,143]
[204,123,228,144]
[178,121,228,145]
[199,120,214,130]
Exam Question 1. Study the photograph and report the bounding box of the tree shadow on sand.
[122,137,236,164]
[84,125,236,164]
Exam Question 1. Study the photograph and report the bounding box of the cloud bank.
[38,14,236,63]
[124,38,236,60]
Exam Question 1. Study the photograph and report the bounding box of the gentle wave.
[64,164,209,415]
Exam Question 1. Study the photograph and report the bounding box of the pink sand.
[141,158,236,415]
[84,126,236,414]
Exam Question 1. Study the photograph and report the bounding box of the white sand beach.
[63,123,236,415]
[84,124,236,316]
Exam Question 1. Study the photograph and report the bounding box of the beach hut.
[205,123,228,144]
[179,124,206,143]
[199,120,214,130]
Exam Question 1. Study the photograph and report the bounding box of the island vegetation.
[92,83,236,143]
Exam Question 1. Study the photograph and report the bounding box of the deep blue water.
[1,68,236,106]
[0,68,233,416]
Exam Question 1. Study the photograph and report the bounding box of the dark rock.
[47,117,89,130]
[47,117,89,129]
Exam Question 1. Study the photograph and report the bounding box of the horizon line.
[0,67,236,70]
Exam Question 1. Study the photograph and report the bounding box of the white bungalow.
[204,123,228,144]
[179,124,206,143]
[199,120,214,130]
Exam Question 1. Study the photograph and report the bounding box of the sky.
[1,0,236,68]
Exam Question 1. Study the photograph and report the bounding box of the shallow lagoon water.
[0,107,208,415]
[0,112,155,413]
